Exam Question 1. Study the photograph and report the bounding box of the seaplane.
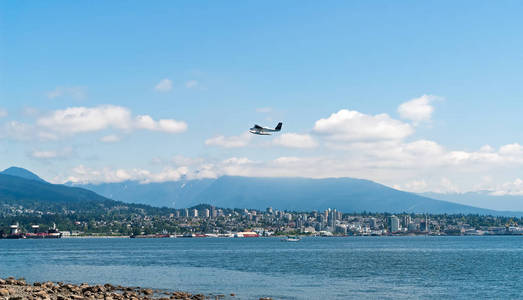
[249,122,283,135]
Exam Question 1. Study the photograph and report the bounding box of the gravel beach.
[0,277,235,300]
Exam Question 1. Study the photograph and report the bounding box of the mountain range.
[0,167,168,215]
[73,174,523,216]
[1,167,46,183]
[2,166,522,216]
[422,191,523,212]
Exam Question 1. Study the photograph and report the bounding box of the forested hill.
[0,173,171,215]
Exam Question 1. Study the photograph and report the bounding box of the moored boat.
[282,236,301,242]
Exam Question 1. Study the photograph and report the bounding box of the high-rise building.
[402,215,411,228]
[421,215,430,232]
[204,208,210,218]
[369,217,377,229]
[388,215,400,233]
[266,207,273,214]
[329,209,337,228]
[318,214,325,224]
[191,209,198,218]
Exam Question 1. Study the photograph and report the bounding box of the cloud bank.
[1,105,187,141]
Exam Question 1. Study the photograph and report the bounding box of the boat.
[130,234,170,238]
[282,236,301,242]
[25,223,62,239]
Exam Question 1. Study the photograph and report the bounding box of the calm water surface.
[0,236,522,299]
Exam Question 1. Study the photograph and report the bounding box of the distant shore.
[62,235,131,238]
[3,232,522,240]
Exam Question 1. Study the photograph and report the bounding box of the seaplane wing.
[249,122,283,135]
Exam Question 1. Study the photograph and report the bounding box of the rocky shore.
[0,277,251,300]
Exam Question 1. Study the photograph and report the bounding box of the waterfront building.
[388,215,400,233]
[420,215,430,232]
[407,222,418,232]
[335,224,348,235]
[402,215,411,228]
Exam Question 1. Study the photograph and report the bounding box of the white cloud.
[47,86,87,100]
[394,180,428,193]
[397,95,437,124]
[31,150,59,159]
[480,145,495,153]
[135,115,187,133]
[489,178,523,196]
[273,133,318,148]
[65,165,191,184]
[442,177,460,192]
[394,177,460,194]
[0,108,7,118]
[313,109,413,142]
[154,78,173,92]
[37,105,132,134]
[1,106,186,141]
[36,105,187,136]
[499,143,523,156]
[222,157,254,165]
[100,135,120,143]
[404,140,444,156]
[0,121,43,141]
[30,147,72,160]
[185,80,199,89]
[156,119,187,133]
[205,132,252,148]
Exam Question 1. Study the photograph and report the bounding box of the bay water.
[0,236,521,299]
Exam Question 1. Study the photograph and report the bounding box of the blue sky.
[2,1,523,201]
